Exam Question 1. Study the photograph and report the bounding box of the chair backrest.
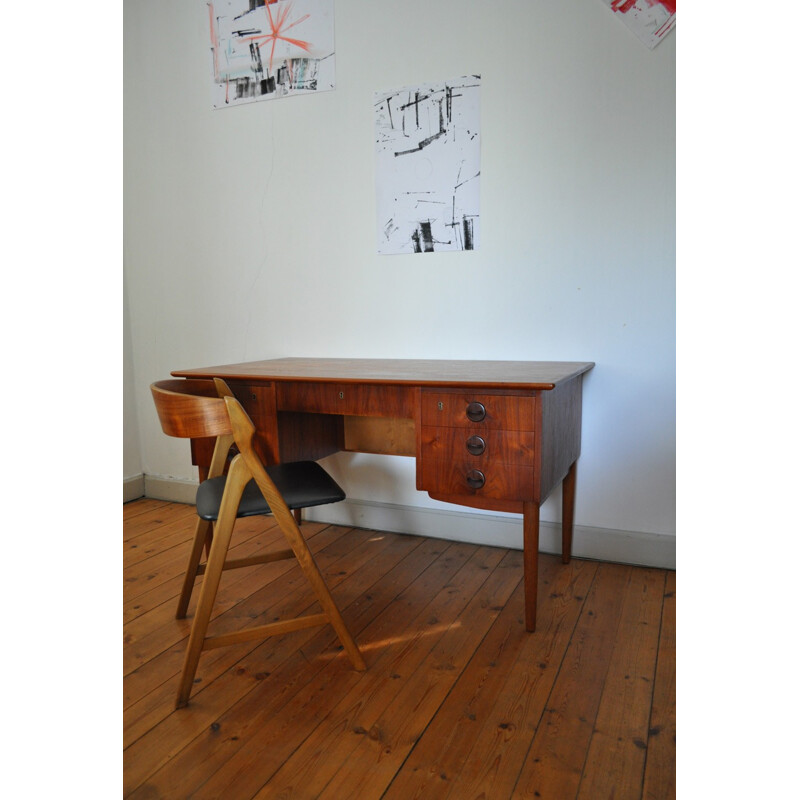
[150,379,232,439]
[150,379,291,519]
[151,379,238,481]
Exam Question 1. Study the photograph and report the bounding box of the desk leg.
[522,501,539,632]
[562,460,576,564]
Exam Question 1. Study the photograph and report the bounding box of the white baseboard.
[143,475,198,505]
[138,476,675,570]
[123,474,145,503]
[303,499,675,570]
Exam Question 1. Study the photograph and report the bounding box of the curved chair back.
[150,379,232,440]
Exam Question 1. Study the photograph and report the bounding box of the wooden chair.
[153,378,343,621]
[150,379,366,708]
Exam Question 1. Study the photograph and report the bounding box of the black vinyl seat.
[196,461,345,521]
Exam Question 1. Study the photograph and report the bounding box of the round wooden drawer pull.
[466,402,486,422]
[466,435,486,455]
[466,469,486,489]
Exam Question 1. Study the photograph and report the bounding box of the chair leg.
[278,513,366,672]
[176,517,212,619]
[175,463,249,708]
[204,524,214,558]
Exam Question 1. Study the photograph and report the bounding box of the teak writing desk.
[171,358,594,631]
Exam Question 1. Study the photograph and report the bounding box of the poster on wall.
[207,0,335,109]
[600,0,675,49]
[375,76,481,255]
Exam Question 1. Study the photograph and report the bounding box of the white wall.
[124,1,675,562]
[123,278,144,501]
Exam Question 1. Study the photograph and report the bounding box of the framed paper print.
[375,76,481,255]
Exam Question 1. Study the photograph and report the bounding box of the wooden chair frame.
[173,378,265,620]
[150,380,366,708]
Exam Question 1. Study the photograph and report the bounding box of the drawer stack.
[418,389,536,502]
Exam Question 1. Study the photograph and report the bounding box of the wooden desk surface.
[172,357,594,390]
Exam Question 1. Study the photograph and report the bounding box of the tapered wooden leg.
[175,461,250,708]
[562,460,576,564]
[278,514,366,671]
[203,525,214,559]
[176,518,213,619]
[522,501,540,632]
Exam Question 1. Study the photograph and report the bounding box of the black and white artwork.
[375,76,481,255]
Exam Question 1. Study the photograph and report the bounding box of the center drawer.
[276,381,414,417]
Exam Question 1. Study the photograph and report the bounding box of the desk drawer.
[421,391,535,430]
[420,459,535,502]
[276,382,414,418]
[420,426,535,466]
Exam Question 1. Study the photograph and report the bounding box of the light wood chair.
[153,378,345,621]
[151,379,366,708]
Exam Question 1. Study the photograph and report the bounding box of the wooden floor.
[124,498,675,800]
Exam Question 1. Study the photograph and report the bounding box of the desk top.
[172,358,594,391]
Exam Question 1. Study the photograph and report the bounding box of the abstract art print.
[375,76,481,255]
[207,0,335,109]
[600,0,675,49]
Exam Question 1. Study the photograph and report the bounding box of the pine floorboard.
[123,498,675,799]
